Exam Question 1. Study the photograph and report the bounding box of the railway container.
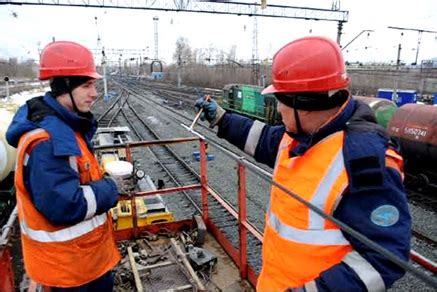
[387,103,437,175]
[353,96,397,129]
[377,88,417,107]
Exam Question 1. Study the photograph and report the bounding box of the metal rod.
[137,260,174,271]
[127,246,144,292]
[200,139,209,222]
[410,250,437,273]
[238,164,248,279]
[170,238,205,291]
[189,108,204,130]
[162,284,193,291]
[341,29,373,50]
[188,95,210,131]
[0,206,18,246]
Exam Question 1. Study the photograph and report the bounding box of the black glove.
[108,175,135,195]
[194,96,226,127]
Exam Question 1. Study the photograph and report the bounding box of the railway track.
[412,229,436,249]
[119,76,219,109]
[406,186,437,213]
[95,80,264,272]
[121,99,201,219]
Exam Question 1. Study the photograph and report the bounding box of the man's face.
[71,79,98,113]
[277,101,297,133]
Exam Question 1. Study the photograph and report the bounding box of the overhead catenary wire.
[182,126,437,289]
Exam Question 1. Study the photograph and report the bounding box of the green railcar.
[219,84,281,125]
[353,96,398,129]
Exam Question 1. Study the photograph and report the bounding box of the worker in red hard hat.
[195,36,411,291]
[6,41,131,291]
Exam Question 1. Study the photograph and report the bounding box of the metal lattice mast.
[252,5,260,85]
[252,14,259,65]
[388,26,437,65]
[153,16,159,60]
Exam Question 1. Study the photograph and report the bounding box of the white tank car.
[0,102,18,181]
[0,87,49,182]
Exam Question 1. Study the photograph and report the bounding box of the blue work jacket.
[7,92,118,225]
[216,98,411,291]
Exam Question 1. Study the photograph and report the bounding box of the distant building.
[421,57,437,69]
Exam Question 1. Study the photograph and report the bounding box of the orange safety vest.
[257,131,352,291]
[257,131,404,291]
[15,128,120,288]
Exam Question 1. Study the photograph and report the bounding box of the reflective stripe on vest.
[15,128,120,287]
[267,148,349,245]
[19,132,100,224]
[343,251,385,291]
[20,213,107,243]
[268,211,350,245]
[17,129,46,155]
[16,129,107,242]
[309,149,344,229]
[257,132,351,290]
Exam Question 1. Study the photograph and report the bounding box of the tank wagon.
[0,103,18,182]
[353,96,398,129]
[218,84,282,125]
[0,102,18,226]
[387,103,437,184]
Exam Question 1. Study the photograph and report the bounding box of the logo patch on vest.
[371,205,399,227]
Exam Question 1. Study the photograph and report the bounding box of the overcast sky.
[1,0,436,65]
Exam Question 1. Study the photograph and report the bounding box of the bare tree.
[0,57,37,79]
[173,37,193,66]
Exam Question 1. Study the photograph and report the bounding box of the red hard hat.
[262,36,349,95]
[39,41,102,80]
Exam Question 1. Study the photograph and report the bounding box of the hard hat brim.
[88,72,103,79]
[261,84,276,95]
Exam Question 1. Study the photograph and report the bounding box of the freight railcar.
[217,86,398,128]
[0,101,18,227]
[353,96,398,129]
[218,84,282,125]
[387,103,437,184]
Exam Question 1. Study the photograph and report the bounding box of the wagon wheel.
[417,173,430,193]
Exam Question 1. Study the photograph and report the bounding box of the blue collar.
[37,93,97,156]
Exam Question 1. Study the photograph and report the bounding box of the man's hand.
[108,175,135,195]
[194,96,226,127]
